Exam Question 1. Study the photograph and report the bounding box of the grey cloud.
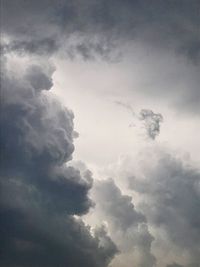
[2,0,200,62]
[92,179,156,267]
[93,225,120,264]
[65,39,120,62]
[94,179,146,230]
[166,264,199,267]
[128,148,200,266]
[25,65,53,91]
[115,104,163,139]
[1,38,59,56]
[0,181,117,267]
[139,109,163,140]
[1,0,200,114]
[0,57,118,266]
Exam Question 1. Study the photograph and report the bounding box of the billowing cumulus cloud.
[127,147,200,267]
[87,179,156,267]
[0,56,118,267]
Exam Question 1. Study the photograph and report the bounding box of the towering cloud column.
[0,56,118,267]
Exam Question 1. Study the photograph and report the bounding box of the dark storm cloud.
[128,149,200,266]
[92,179,156,267]
[1,0,200,62]
[1,0,200,113]
[0,57,118,267]
[1,1,200,266]
[139,109,163,140]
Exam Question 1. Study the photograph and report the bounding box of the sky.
[0,1,200,267]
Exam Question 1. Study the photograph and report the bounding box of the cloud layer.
[1,0,200,114]
[2,0,200,61]
[1,1,200,267]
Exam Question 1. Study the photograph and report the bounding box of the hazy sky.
[1,1,200,267]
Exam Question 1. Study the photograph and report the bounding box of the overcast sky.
[1,1,200,267]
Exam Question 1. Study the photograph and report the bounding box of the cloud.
[139,109,163,140]
[127,147,200,266]
[114,103,163,139]
[1,0,200,114]
[1,38,59,56]
[26,65,54,91]
[1,1,200,266]
[166,264,184,267]
[0,56,118,267]
[94,179,146,229]
[89,178,156,267]
[2,0,200,62]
